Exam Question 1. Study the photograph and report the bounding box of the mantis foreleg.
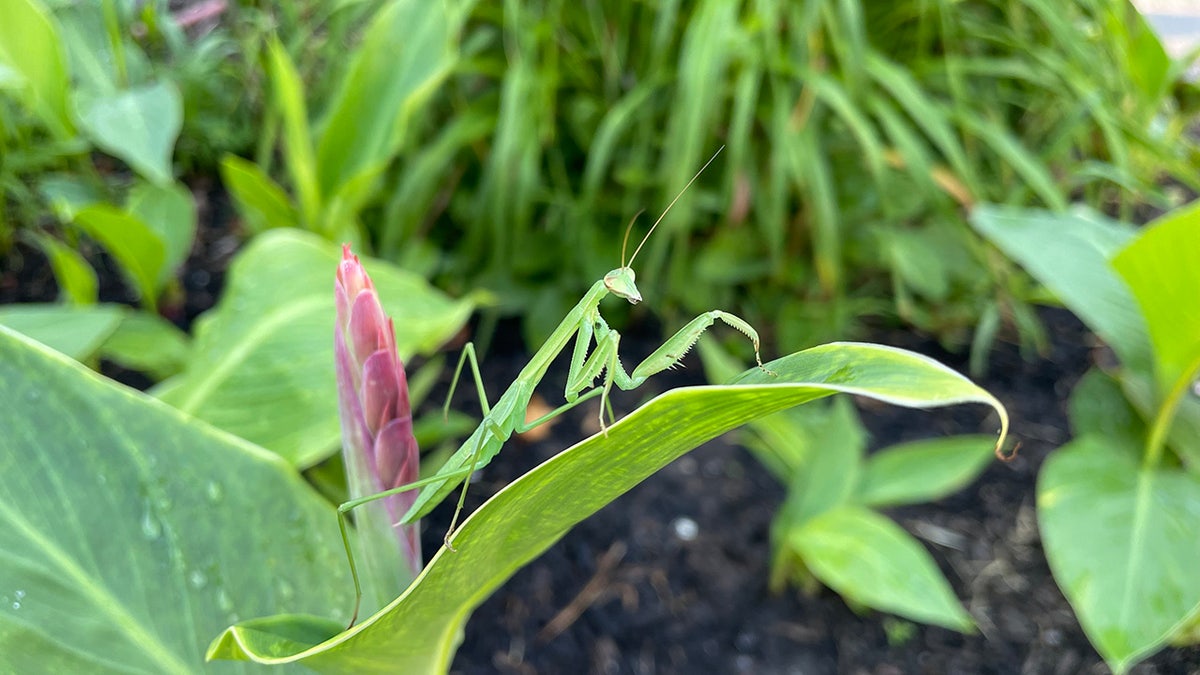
[571,309,770,432]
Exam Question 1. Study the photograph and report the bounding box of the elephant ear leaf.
[0,325,351,674]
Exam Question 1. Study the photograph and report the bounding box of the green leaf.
[74,81,182,186]
[100,311,191,381]
[265,38,320,229]
[37,173,103,221]
[857,435,996,508]
[1112,201,1200,397]
[1039,436,1200,673]
[970,205,1152,373]
[219,154,299,234]
[1069,368,1146,451]
[315,0,454,201]
[153,230,477,468]
[775,398,865,525]
[73,204,166,310]
[0,0,72,136]
[126,182,196,286]
[0,325,352,673]
[790,506,975,632]
[0,304,122,360]
[26,231,97,305]
[208,342,1006,671]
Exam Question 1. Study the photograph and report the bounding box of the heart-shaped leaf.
[790,506,975,631]
[0,326,351,673]
[153,230,478,467]
[1039,436,1200,673]
[970,205,1152,374]
[75,81,182,185]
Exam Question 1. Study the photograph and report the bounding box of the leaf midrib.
[173,296,328,413]
[0,498,191,675]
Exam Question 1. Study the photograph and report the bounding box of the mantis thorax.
[603,267,642,304]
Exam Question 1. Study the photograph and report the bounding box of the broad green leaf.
[26,231,97,304]
[857,435,996,508]
[265,38,320,229]
[100,311,191,381]
[0,0,72,136]
[0,304,122,360]
[210,341,1005,671]
[0,326,351,673]
[219,154,299,233]
[1112,201,1200,398]
[790,506,975,632]
[74,81,182,186]
[37,173,103,221]
[767,398,865,595]
[1120,372,1200,469]
[73,204,166,310]
[127,182,196,285]
[970,205,1152,374]
[775,398,865,525]
[153,230,477,468]
[1039,436,1200,673]
[315,0,454,200]
[1069,368,1146,452]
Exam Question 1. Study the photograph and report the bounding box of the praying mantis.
[337,148,772,624]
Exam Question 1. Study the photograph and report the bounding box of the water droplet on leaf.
[205,481,223,503]
[216,588,234,612]
[141,508,162,540]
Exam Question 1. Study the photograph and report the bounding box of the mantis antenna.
[619,210,645,268]
[626,145,725,268]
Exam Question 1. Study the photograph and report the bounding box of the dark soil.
[6,187,1200,675]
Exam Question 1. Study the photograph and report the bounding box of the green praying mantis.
[338,148,772,625]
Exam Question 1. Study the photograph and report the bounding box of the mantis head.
[603,266,642,304]
[606,146,725,308]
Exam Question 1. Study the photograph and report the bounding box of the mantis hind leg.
[338,467,476,627]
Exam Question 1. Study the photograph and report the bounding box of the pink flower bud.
[335,245,421,589]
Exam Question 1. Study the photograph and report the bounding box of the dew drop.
[141,508,162,540]
[26,390,40,402]
[11,602,19,610]
[189,570,208,590]
[205,481,224,503]
[14,590,25,600]
[276,580,294,601]
[216,588,234,613]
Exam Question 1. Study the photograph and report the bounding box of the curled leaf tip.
[995,439,1020,462]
